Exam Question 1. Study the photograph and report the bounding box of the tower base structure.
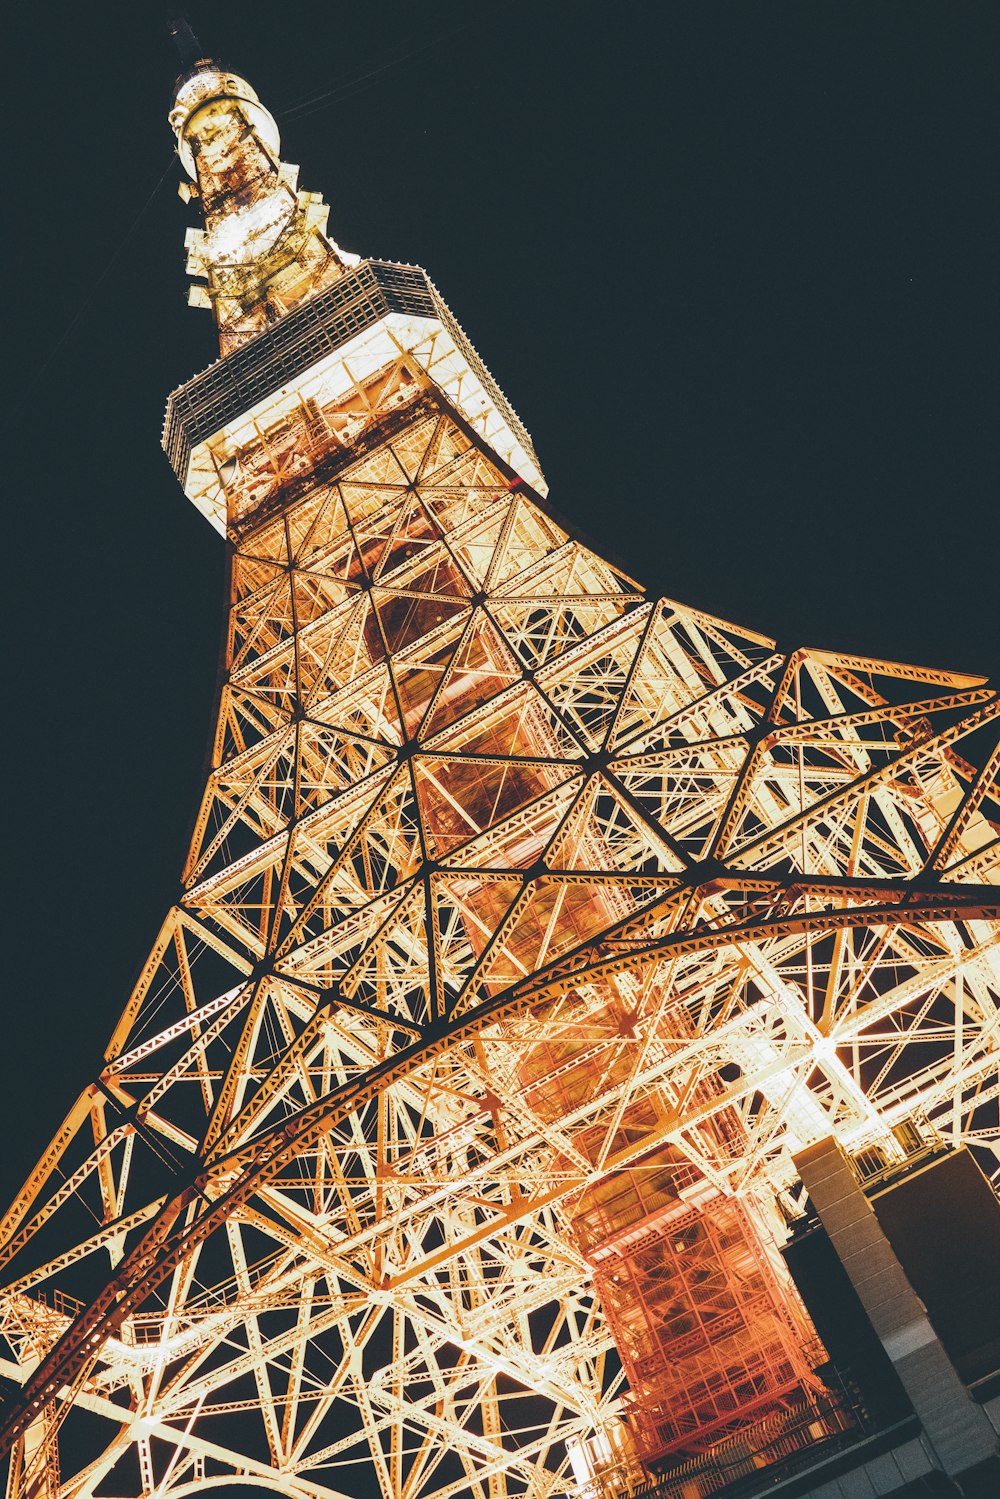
[572,1134,1000,1499]
[2,49,1000,1499]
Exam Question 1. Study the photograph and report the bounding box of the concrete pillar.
[793,1137,998,1486]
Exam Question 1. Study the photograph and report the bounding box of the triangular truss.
[2,384,998,1496]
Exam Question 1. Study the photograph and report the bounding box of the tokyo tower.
[2,31,999,1499]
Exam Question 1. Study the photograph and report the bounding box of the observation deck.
[163,258,545,533]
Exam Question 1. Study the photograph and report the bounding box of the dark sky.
[1,0,996,1226]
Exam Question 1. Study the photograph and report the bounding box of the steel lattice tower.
[1,43,999,1499]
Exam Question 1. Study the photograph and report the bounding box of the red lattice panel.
[589,1191,817,1460]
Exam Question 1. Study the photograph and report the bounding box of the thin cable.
[9,13,490,417]
[276,16,482,124]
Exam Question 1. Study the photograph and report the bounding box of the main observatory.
[1,30,999,1499]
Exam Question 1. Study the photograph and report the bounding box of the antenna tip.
[169,17,205,72]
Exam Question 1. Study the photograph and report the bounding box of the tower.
[1,38,999,1499]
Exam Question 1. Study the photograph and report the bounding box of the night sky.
[1,0,996,1270]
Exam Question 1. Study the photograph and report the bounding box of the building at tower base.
[1,41,999,1499]
[568,1133,1000,1499]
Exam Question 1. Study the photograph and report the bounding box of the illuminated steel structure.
[2,48,1000,1499]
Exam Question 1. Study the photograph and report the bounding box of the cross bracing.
[2,386,997,1496]
[2,51,999,1499]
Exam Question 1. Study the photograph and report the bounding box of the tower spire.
[168,55,357,353]
[167,16,207,75]
[1,38,999,1499]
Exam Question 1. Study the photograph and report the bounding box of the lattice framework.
[1,48,998,1499]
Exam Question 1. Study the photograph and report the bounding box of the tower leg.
[4,1417,60,1499]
